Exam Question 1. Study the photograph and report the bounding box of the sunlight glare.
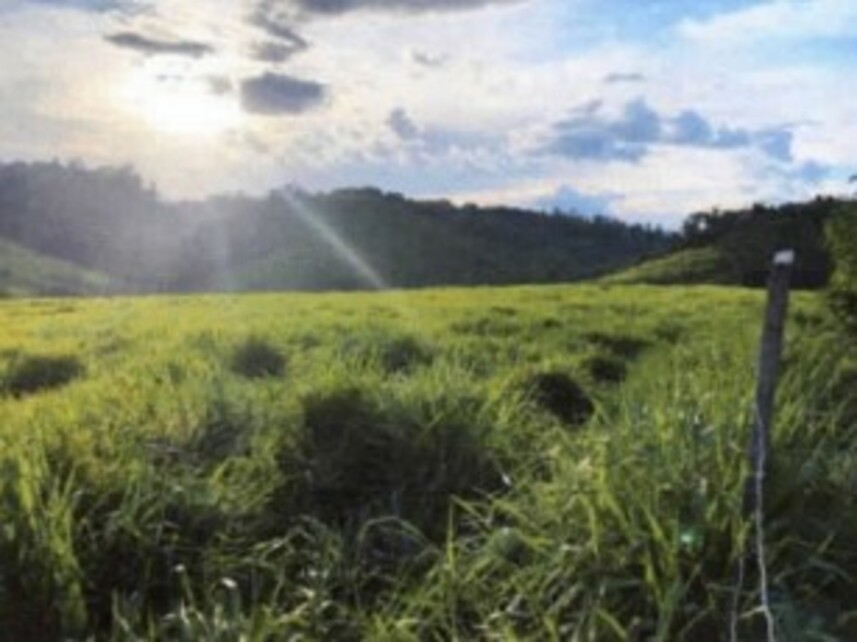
[121,68,241,137]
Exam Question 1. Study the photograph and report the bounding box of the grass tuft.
[230,337,286,379]
[523,370,595,426]
[339,331,434,373]
[276,380,503,538]
[585,331,650,359]
[585,353,628,383]
[3,353,84,396]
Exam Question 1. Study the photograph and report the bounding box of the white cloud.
[0,0,853,221]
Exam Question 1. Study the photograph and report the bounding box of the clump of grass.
[535,316,562,330]
[340,331,434,373]
[276,381,503,537]
[653,321,684,344]
[3,353,83,396]
[522,370,594,426]
[489,306,518,317]
[585,331,650,359]
[171,395,256,467]
[378,335,434,373]
[585,353,628,384]
[73,475,236,635]
[449,315,520,337]
[230,337,285,379]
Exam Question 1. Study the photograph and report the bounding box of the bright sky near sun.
[0,0,855,226]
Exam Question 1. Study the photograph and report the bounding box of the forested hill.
[0,161,670,295]
[605,197,852,288]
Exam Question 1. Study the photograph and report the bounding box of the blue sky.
[0,0,854,226]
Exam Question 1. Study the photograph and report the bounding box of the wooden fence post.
[748,249,794,505]
[733,249,794,642]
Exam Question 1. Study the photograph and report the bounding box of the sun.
[121,66,242,137]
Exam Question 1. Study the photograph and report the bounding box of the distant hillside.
[175,189,673,292]
[604,197,849,288]
[0,161,672,294]
[601,247,732,286]
[0,238,112,297]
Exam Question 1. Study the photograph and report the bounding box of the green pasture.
[0,285,854,640]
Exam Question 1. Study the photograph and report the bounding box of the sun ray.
[280,190,389,291]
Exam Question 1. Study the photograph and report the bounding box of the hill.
[0,161,671,294]
[0,238,112,297]
[604,197,849,288]
[601,246,732,285]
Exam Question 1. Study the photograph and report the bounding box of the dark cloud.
[611,99,661,143]
[379,108,494,163]
[286,0,523,16]
[240,72,326,115]
[250,40,308,63]
[671,110,713,145]
[246,0,523,57]
[672,111,792,161]
[671,110,755,150]
[547,98,657,162]
[387,108,419,139]
[545,98,795,164]
[410,50,448,68]
[104,31,215,57]
[603,72,645,84]
[248,2,311,46]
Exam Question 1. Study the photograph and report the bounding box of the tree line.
[679,198,846,288]
[0,161,671,293]
[2,160,852,296]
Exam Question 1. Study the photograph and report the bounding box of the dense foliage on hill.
[0,161,670,294]
[608,197,852,288]
[679,198,844,288]
[826,203,857,332]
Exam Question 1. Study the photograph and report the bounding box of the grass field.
[1,284,855,640]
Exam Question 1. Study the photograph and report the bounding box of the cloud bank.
[105,31,215,57]
[545,98,795,164]
[240,72,326,115]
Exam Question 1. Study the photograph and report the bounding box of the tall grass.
[0,285,853,639]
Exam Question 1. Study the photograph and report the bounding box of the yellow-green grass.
[0,284,854,640]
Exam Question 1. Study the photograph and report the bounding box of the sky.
[0,0,855,226]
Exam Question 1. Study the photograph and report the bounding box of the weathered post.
[733,249,794,642]
[748,249,794,504]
